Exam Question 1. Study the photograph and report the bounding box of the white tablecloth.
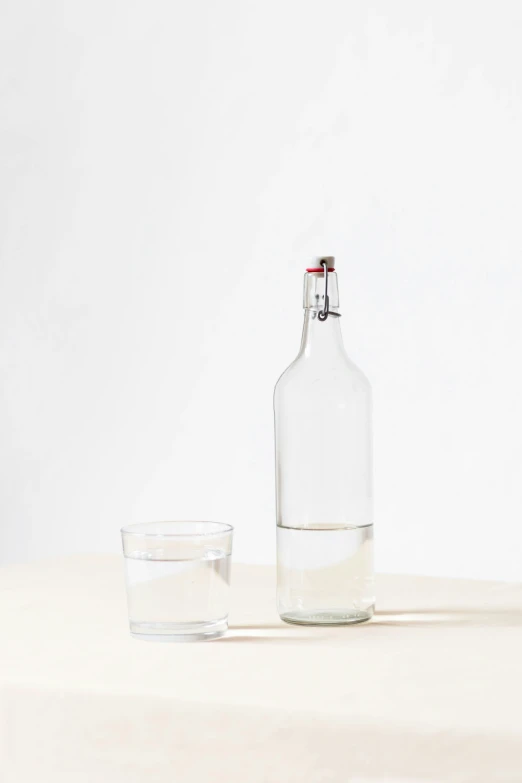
[1,555,521,782]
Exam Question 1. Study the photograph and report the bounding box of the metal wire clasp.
[318,258,340,321]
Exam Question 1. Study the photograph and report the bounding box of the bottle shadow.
[368,606,522,628]
[225,606,522,637]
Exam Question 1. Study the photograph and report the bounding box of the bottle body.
[274,268,375,624]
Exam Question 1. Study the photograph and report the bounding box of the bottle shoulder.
[274,351,372,399]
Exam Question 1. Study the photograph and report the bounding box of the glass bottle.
[274,257,375,625]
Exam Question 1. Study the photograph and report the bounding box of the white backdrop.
[1,1,521,580]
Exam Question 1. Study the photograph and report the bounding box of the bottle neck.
[299,309,344,358]
[299,271,344,358]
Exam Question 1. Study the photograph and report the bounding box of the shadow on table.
[370,606,522,628]
[231,623,287,630]
[217,634,319,644]
[219,622,327,643]
[222,605,522,638]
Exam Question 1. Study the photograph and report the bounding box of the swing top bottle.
[274,257,375,625]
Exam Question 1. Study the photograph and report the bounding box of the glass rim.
[120,520,234,539]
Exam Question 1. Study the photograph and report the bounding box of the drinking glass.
[121,521,233,641]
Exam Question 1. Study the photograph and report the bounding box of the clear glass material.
[274,269,375,625]
[121,521,233,641]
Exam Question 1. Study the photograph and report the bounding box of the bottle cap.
[306,256,335,273]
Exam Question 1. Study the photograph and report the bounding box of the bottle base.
[280,607,374,626]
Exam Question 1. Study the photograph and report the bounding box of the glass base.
[130,617,228,642]
[280,607,374,626]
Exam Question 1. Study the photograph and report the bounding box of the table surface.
[1,555,522,782]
